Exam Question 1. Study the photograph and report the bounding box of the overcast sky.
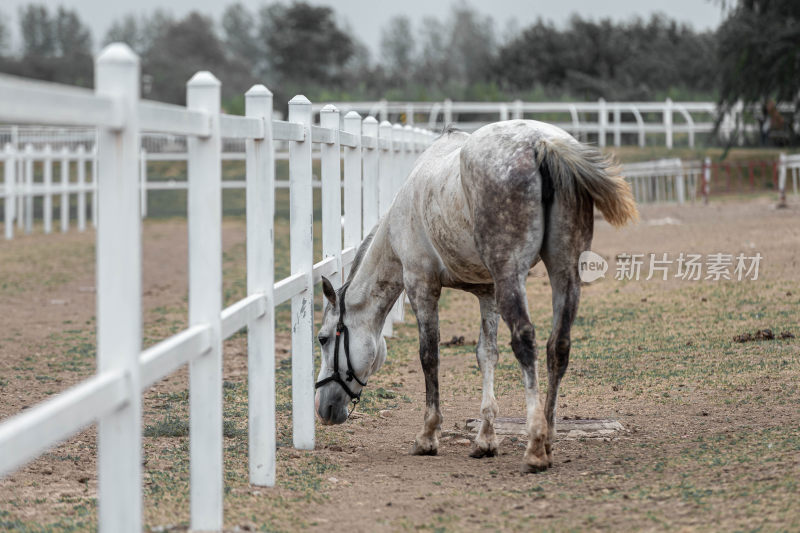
[1,0,726,55]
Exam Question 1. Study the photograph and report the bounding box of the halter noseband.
[314,284,367,410]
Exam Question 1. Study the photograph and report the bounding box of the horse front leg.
[406,281,442,456]
[470,292,501,458]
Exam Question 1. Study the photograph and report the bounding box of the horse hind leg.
[494,273,551,473]
[542,277,579,464]
[540,198,591,464]
[470,292,500,458]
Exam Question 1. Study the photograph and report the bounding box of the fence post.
[499,103,509,121]
[288,95,315,450]
[392,124,404,199]
[24,144,33,233]
[245,84,276,486]
[91,146,98,228]
[675,158,685,205]
[16,150,23,232]
[77,145,86,231]
[379,121,393,217]
[321,105,343,288]
[343,111,362,260]
[4,144,14,240]
[597,98,607,148]
[613,104,621,147]
[778,153,787,207]
[60,146,69,232]
[94,42,142,533]
[403,124,414,178]
[379,121,394,336]
[139,148,147,218]
[186,70,223,531]
[43,145,53,234]
[362,117,379,238]
[513,99,523,120]
[703,157,711,205]
[664,98,673,149]
[443,99,453,125]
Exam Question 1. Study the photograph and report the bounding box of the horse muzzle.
[315,386,349,425]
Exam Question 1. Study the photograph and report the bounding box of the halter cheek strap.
[314,284,367,407]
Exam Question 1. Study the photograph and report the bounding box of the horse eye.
[318,335,329,346]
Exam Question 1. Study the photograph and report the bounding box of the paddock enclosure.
[0,43,434,531]
[1,46,800,532]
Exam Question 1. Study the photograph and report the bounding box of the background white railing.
[0,43,435,531]
[622,158,708,205]
[312,98,771,149]
[778,153,800,205]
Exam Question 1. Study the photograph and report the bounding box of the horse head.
[314,276,387,425]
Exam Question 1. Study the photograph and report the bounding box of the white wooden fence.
[622,158,708,205]
[313,98,770,149]
[0,43,434,531]
[778,152,800,205]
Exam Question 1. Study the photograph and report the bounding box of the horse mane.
[344,223,378,285]
[439,124,464,138]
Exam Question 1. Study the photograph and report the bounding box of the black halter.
[314,284,367,408]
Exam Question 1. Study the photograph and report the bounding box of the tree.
[104,10,174,55]
[143,11,247,104]
[717,0,800,111]
[446,3,496,86]
[494,14,715,100]
[222,3,261,62]
[416,16,450,89]
[0,10,9,55]
[380,15,415,82]
[13,5,93,86]
[258,2,354,89]
[19,5,55,57]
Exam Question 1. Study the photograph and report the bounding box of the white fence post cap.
[289,95,311,105]
[245,84,272,97]
[96,43,139,65]
[320,104,338,113]
[187,71,221,87]
[345,111,361,119]
[380,120,392,128]
[363,116,378,124]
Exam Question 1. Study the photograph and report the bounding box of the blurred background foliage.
[0,0,796,126]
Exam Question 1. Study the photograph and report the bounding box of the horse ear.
[321,276,336,307]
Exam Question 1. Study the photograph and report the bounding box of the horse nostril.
[325,404,333,420]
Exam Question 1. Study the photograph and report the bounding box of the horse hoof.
[520,462,550,474]
[469,444,498,459]
[410,441,438,456]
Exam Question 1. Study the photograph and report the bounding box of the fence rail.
[311,98,772,149]
[4,140,797,241]
[0,42,435,532]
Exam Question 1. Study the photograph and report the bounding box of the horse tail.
[535,137,638,228]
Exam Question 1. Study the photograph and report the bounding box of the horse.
[314,119,638,472]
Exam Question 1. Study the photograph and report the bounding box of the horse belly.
[421,179,492,285]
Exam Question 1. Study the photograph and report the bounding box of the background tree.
[380,15,415,84]
[142,11,250,105]
[0,10,10,55]
[258,2,354,96]
[716,0,800,122]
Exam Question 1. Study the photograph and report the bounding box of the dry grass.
[1,195,799,531]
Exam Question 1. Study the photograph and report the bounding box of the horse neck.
[345,221,404,334]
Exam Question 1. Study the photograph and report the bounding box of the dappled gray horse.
[315,120,638,472]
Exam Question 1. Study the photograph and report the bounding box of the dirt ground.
[1,195,799,532]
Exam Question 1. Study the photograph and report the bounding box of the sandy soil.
[1,195,799,531]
